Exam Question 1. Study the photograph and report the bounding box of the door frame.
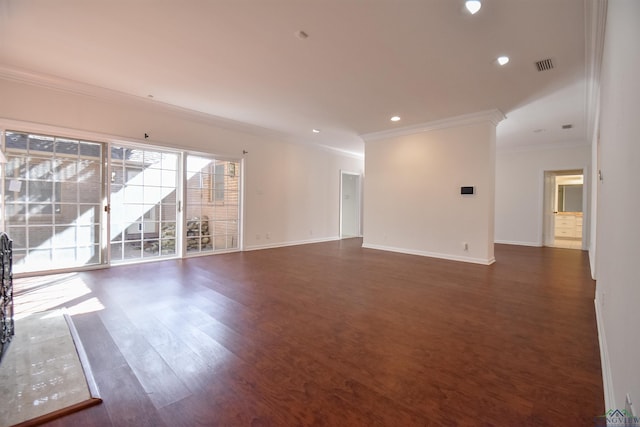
[541,168,588,249]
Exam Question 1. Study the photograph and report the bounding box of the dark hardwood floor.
[14,239,604,426]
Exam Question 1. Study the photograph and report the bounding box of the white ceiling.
[0,0,587,155]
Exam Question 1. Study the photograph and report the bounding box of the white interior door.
[543,171,556,246]
[340,172,361,238]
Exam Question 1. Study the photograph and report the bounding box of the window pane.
[55,139,79,156]
[7,226,26,249]
[54,226,76,248]
[4,180,27,202]
[28,226,53,248]
[110,242,123,261]
[28,158,54,180]
[5,131,28,151]
[80,142,101,158]
[54,159,78,181]
[79,181,101,203]
[28,135,54,153]
[78,160,101,182]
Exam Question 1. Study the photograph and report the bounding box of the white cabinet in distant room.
[575,216,583,238]
[554,214,582,238]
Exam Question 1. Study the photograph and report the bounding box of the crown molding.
[496,139,589,153]
[360,109,505,142]
[584,0,607,142]
[0,64,288,141]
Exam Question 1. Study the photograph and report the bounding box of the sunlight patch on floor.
[13,273,104,318]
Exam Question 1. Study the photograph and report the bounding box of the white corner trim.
[595,298,615,411]
[362,243,495,265]
[360,109,506,142]
[494,240,542,247]
[244,236,341,251]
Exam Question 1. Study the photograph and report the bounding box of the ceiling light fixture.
[465,0,482,15]
[390,116,401,122]
[497,56,510,66]
[312,129,320,133]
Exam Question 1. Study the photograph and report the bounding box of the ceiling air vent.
[562,124,573,129]
[535,58,554,72]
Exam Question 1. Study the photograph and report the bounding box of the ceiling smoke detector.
[535,58,554,72]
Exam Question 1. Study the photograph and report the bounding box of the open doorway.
[543,170,584,249]
[340,171,361,238]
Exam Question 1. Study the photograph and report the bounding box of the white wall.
[363,120,496,265]
[0,77,364,250]
[495,144,590,246]
[595,0,640,412]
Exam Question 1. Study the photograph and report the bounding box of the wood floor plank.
[103,322,193,409]
[19,239,603,426]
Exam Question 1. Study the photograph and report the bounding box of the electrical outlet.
[463,242,469,251]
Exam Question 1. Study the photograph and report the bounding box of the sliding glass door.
[3,131,103,274]
[185,155,240,255]
[2,129,242,274]
[109,146,179,262]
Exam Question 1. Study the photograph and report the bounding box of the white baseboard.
[244,236,340,251]
[494,239,542,247]
[595,297,615,411]
[362,243,495,265]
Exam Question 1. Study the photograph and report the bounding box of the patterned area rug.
[0,310,101,427]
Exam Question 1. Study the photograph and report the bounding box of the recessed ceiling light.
[312,129,320,133]
[390,116,401,122]
[465,0,482,15]
[497,56,510,66]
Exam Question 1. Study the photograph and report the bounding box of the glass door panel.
[109,146,178,262]
[185,155,240,255]
[3,131,103,274]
